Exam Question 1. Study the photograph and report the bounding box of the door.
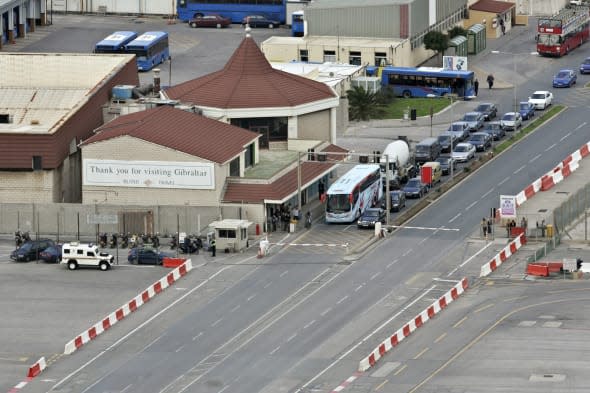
[249,126,269,148]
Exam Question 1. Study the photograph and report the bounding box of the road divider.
[479,233,526,277]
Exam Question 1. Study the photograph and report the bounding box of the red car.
[189,15,231,28]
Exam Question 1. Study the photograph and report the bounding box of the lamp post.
[490,50,538,116]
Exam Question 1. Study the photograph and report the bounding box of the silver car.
[446,121,470,141]
[461,112,485,132]
[452,142,476,162]
[500,112,523,131]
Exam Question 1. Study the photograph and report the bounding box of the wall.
[50,0,173,15]
[81,136,228,207]
[0,170,55,203]
[298,109,330,141]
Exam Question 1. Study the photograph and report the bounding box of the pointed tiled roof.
[165,36,337,109]
[81,106,259,164]
[470,0,515,13]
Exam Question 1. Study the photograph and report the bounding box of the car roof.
[486,121,502,125]
[532,90,549,94]
[451,121,469,125]
[456,142,472,147]
[502,112,517,115]
[464,111,481,115]
[476,102,494,106]
[557,69,573,72]
[471,132,488,137]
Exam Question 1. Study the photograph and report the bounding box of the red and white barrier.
[480,233,526,277]
[27,356,46,378]
[358,278,469,372]
[64,260,193,355]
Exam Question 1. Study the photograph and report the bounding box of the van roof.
[417,137,439,145]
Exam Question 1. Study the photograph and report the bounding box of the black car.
[39,245,62,263]
[241,15,280,28]
[438,133,459,153]
[403,177,429,199]
[468,132,492,152]
[475,102,497,121]
[10,239,55,262]
[357,208,386,229]
[388,190,406,212]
[435,156,457,176]
[127,247,171,265]
[482,121,505,141]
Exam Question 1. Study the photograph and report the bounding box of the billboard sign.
[500,195,517,218]
[83,159,215,190]
[443,56,468,71]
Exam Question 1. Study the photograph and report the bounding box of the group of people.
[481,217,493,239]
[268,204,313,232]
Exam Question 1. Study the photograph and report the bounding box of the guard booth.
[209,219,252,253]
[467,24,486,54]
[449,35,468,57]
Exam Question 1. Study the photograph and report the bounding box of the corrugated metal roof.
[0,53,135,134]
[308,0,410,8]
[81,106,260,164]
[263,35,404,48]
[165,36,336,109]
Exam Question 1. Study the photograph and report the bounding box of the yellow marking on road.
[453,316,467,328]
[413,347,429,359]
[375,379,388,391]
[434,332,447,343]
[19,357,29,362]
[394,364,407,376]
[474,303,494,313]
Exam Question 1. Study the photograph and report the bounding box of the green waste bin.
[410,108,417,120]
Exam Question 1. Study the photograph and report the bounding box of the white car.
[528,91,553,110]
[452,142,476,162]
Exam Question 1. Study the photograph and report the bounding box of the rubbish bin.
[410,108,417,121]
[546,224,553,237]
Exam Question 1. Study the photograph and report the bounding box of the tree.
[423,31,449,58]
[346,86,387,121]
[448,26,468,39]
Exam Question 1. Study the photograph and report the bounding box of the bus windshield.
[327,194,351,213]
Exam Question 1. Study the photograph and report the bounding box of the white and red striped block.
[330,372,362,393]
[64,259,193,355]
[8,357,47,393]
[480,233,526,277]
[358,277,469,372]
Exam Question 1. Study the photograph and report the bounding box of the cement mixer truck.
[380,139,416,190]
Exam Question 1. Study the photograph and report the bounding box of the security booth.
[209,219,252,253]
[467,24,486,55]
[449,35,468,57]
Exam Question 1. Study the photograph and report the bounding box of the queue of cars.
[187,14,281,29]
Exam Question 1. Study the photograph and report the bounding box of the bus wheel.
[402,90,411,98]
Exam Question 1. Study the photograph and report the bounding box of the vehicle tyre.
[268,23,274,29]
[68,261,77,270]
[24,255,30,262]
[99,261,110,271]
[190,22,197,28]
[402,90,411,98]
[216,23,221,28]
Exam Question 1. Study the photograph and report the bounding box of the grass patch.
[493,105,564,154]
[379,97,452,119]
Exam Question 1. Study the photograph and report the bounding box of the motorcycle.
[109,233,117,248]
[180,236,199,254]
[23,231,31,242]
[151,234,160,248]
[99,233,108,248]
[170,234,178,250]
[121,233,129,249]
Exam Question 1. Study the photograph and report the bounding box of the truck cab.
[61,242,114,271]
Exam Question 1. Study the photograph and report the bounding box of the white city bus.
[325,164,383,224]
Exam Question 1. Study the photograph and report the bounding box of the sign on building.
[500,195,517,218]
[83,159,215,190]
[443,56,468,71]
[87,214,118,225]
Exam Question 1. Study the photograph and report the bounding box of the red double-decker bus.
[537,5,590,57]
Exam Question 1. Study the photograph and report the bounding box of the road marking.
[280,270,288,278]
[449,213,461,223]
[465,201,477,210]
[287,333,297,342]
[394,364,407,376]
[434,332,447,343]
[192,332,203,341]
[342,224,354,231]
[513,165,526,174]
[337,295,349,304]
[418,237,428,244]
[447,241,494,277]
[529,154,541,163]
[370,272,380,281]
[303,320,316,329]
[354,284,363,292]
[263,282,271,289]
[545,143,556,151]
[247,294,256,301]
[433,278,463,283]
[475,303,494,313]
[121,384,133,393]
[175,345,184,353]
[141,335,162,351]
[413,347,429,359]
[229,305,240,313]
[503,296,528,302]
[402,249,412,257]
[269,346,280,355]
[388,225,459,231]
[211,318,223,327]
[453,316,468,328]
[481,188,494,198]
[386,259,399,269]
[321,307,332,316]
[375,380,389,391]
[560,132,571,141]
[575,121,587,131]
[216,385,230,393]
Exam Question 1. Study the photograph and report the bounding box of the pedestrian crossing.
[277,226,373,256]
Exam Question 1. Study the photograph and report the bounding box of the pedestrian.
[487,218,493,238]
[271,213,277,232]
[318,180,325,199]
[305,211,312,229]
[474,78,479,96]
[291,206,299,222]
[210,237,216,257]
[499,18,506,35]
[482,217,488,238]
[487,74,494,89]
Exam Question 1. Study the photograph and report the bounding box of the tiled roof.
[81,106,259,164]
[165,36,337,109]
[470,0,515,13]
[222,145,349,204]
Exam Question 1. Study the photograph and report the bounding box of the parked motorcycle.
[14,230,24,247]
[99,233,108,248]
[121,233,129,249]
[170,234,178,250]
[151,234,160,248]
[109,233,117,248]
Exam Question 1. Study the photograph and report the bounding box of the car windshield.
[556,71,570,78]
[476,104,491,112]
[502,114,515,121]
[484,123,500,130]
[455,145,469,152]
[438,135,451,142]
[391,193,400,201]
[463,114,478,121]
[364,210,380,218]
[436,158,448,165]
[449,124,464,131]
[407,179,420,187]
[470,135,484,142]
[531,93,545,99]
[519,103,530,110]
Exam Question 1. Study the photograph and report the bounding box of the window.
[323,50,336,62]
[374,52,387,66]
[229,157,240,177]
[299,49,308,62]
[245,143,254,168]
[219,229,236,238]
[349,51,361,65]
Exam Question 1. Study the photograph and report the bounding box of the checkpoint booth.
[209,219,252,253]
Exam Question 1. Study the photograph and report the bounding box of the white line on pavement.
[449,213,461,223]
[513,165,526,174]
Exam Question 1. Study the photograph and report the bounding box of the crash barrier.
[162,257,187,268]
[514,140,590,207]
[358,278,468,372]
[64,259,193,355]
[480,233,526,277]
[26,356,46,378]
[526,261,564,277]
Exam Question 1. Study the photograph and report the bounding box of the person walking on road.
[482,217,488,238]
[487,74,494,89]
[210,237,216,257]
[474,78,479,96]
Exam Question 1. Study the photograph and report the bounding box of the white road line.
[337,295,349,305]
[287,333,297,342]
[279,270,288,278]
[513,165,526,174]
[354,284,363,292]
[545,143,556,151]
[465,201,477,211]
[560,132,571,141]
[321,307,332,316]
[141,335,162,352]
[418,237,428,244]
[370,272,380,281]
[229,305,240,313]
[449,213,461,223]
[303,320,316,329]
[175,345,184,353]
[342,224,354,231]
[402,249,412,257]
[481,188,494,198]
[269,346,280,355]
[263,282,271,289]
[215,385,230,393]
[247,294,256,302]
[446,241,495,277]
[529,154,541,163]
[192,332,203,341]
[121,384,133,393]
[575,122,587,131]
[386,259,399,269]
[211,318,222,327]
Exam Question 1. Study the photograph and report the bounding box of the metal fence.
[554,183,590,237]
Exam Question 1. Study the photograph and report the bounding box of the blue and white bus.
[176,0,287,24]
[325,164,383,224]
[94,31,138,53]
[376,66,475,100]
[291,10,304,37]
[124,31,169,72]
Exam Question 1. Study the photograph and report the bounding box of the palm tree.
[347,86,387,121]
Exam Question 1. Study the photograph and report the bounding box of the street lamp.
[490,50,538,116]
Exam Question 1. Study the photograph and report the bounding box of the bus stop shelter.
[209,219,253,253]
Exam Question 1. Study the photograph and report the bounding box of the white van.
[61,242,114,271]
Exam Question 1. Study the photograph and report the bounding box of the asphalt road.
[12,15,590,393]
